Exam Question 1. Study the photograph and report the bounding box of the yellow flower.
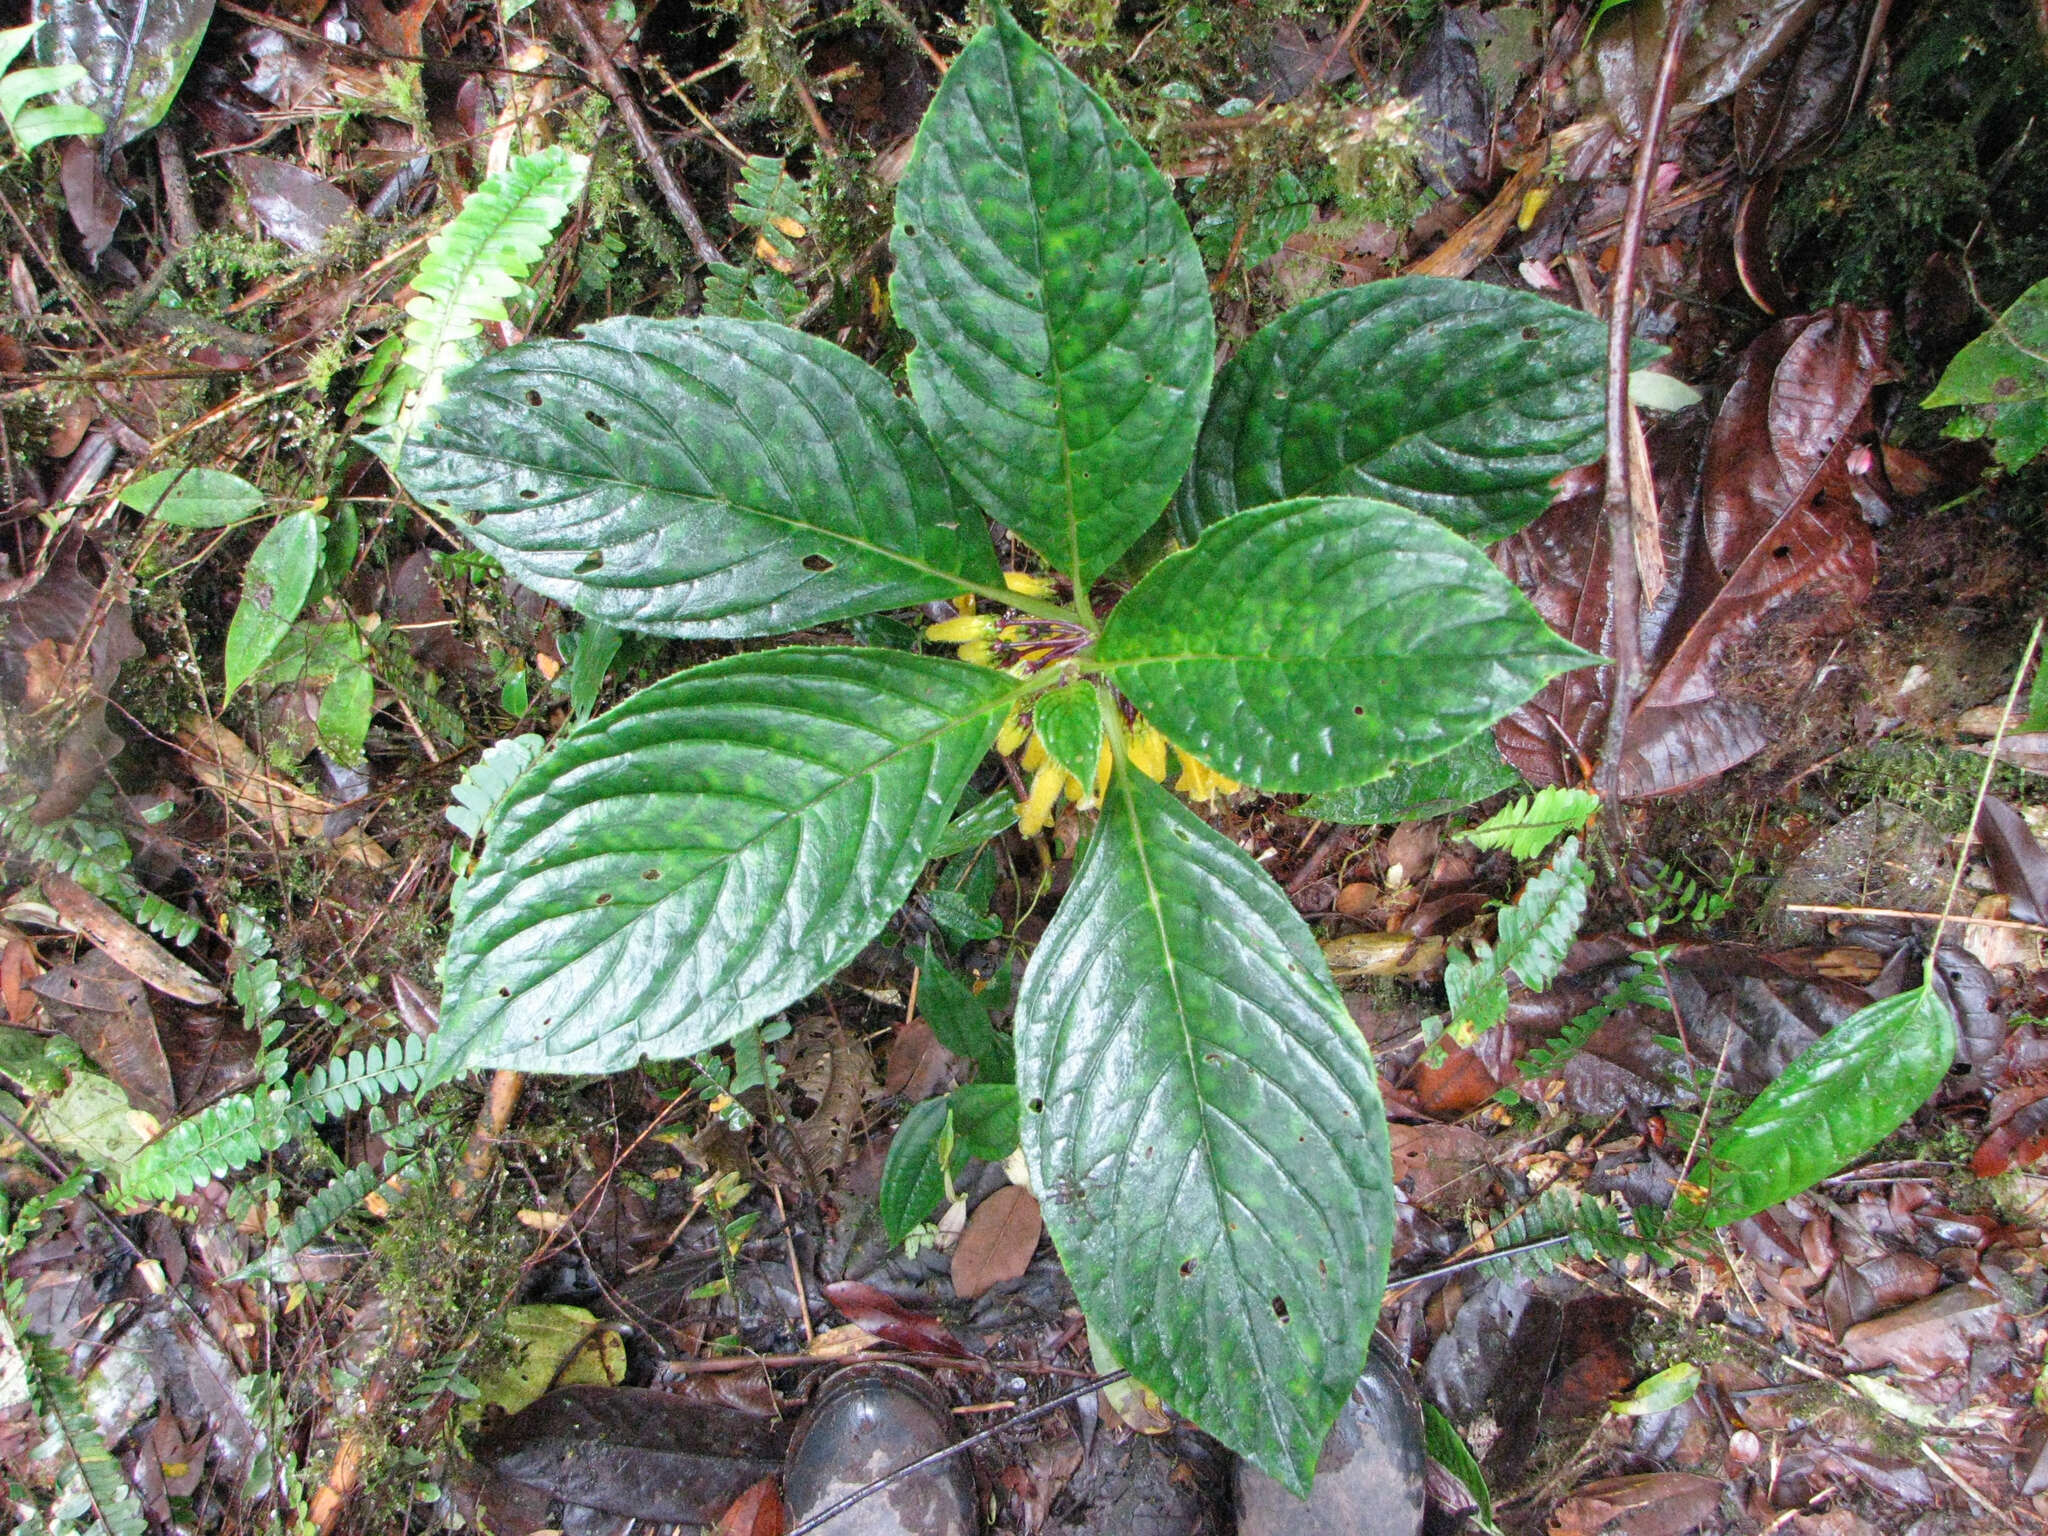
[926,612,996,644]
[1020,731,1048,772]
[1174,747,1241,805]
[1127,718,1169,783]
[1018,761,1065,837]
[956,640,995,667]
[995,707,1029,755]
[1003,570,1057,599]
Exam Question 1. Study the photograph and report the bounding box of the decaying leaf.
[176,716,389,868]
[28,949,174,1117]
[951,1184,1042,1299]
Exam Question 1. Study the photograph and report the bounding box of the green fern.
[1465,787,1601,859]
[292,1034,428,1122]
[129,891,201,948]
[117,1087,295,1203]
[0,22,104,154]
[447,734,546,842]
[1478,1186,1670,1283]
[22,1337,148,1536]
[1436,836,1592,1051]
[380,146,587,437]
[730,155,811,263]
[242,1162,388,1279]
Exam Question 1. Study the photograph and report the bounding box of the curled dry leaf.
[176,716,389,868]
[821,1280,969,1358]
[1497,308,1891,796]
[715,1477,783,1536]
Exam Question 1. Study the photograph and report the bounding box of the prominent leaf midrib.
[461,673,1033,962]
[448,420,995,602]
[1112,778,1293,1459]
[991,28,1084,582]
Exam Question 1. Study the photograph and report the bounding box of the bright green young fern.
[1464,786,1601,859]
[0,22,104,154]
[1431,835,1593,1055]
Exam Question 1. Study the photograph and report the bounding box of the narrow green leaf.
[1611,1361,1701,1416]
[1298,734,1523,825]
[1095,497,1595,793]
[433,649,1022,1078]
[1690,982,1956,1227]
[118,467,266,527]
[881,1097,959,1243]
[918,942,1013,1082]
[9,99,104,150]
[1178,278,1645,544]
[564,619,622,721]
[1018,768,1395,1493]
[224,512,322,698]
[317,663,375,765]
[1422,1403,1498,1533]
[892,7,1213,584]
[1464,786,1602,859]
[949,1082,1020,1162]
[399,317,1004,636]
[928,788,1020,861]
[1031,681,1104,780]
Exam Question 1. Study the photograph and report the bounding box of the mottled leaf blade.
[891,9,1213,584]
[1693,982,1956,1226]
[397,316,1002,637]
[1031,681,1104,779]
[1178,278,1634,544]
[1018,768,1395,1493]
[1096,497,1596,793]
[434,649,1022,1077]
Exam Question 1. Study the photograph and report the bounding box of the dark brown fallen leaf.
[822,1281,969,1358]
[1978,796,2048,925]
[1547,1471,1724,1536]
[29,950,175,1118]
[1839,1283,2006,1374]
[60,139,122,260]
[232,155,354,254]
[40,872,221,1006]
[952,1185,1041,1299]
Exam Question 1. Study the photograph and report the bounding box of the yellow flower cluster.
[925,579,1241,838]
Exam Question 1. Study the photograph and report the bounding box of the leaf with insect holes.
[1688,982,1956,1227]
[430,648,1024,1078]
[1177,278,1643,544]
[1095,498,1595,793]
[399,317,1004,636]
[891,7,1212,585]
[224,511,322,698]
[1018,767,1394,1494]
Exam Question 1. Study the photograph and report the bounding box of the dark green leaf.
[928,788,1019,861]
[1018,768,1394,1493]
[1691,982,1956,1227]
[35,0,211,148]
[1032,681,1104,780]
[1297,734,1523,824]
[918,942,1012,1082]
[1096,497,1595,793]
[920,887,1003,945]
[564,619,622,721]
[891,8,1213,584]
[118,467,265,527]
[317,663,374,765]
[1422,1404,1497,1534]
[224,511,322,697]
[1176,278,1635,544]
[432,649,1022,1077]
[880,1097,960,1242]
[398,317,1003,637]
[949,1082,1020,1161]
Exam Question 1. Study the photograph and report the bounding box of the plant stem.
[1929,618,2044,959]
[1594,0,1700,794]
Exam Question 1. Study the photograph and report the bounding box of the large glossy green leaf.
[1297,734,1523,825]
[1017,768,1394,1493]
[891,8,1213,585]
[34,0,211,149]
[1095,498,1596,793]
[433,648,1023,1077]
[1691,982,1956,1227]
[397,316,1003,637]
[1176,278,1629,544]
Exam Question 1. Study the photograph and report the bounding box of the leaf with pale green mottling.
[891,7,1212,585]
[1018,767,1394,1494]
[1298,735,1524,824]
[1095,498,1594,793]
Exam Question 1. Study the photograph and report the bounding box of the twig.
[771,1184,814,1344]
[1930,617,2043,956]
[1594,0,1700,794]
[784,1370,1130,1536]
[1785,902,2048,934]
[558,0,723,267]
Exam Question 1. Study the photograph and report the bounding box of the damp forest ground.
[4,1,2048,1534]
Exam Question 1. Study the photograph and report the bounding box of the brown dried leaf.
[715,1477,784,1536]
[1548,1471,1724,1536]
[821,1281,968,1357]
[1839,1283,2006,1375]
[951,1185,1042,1299]
[40,872,220,1006]
[59,140,121,259]
[176,716,389,868]
[28,950,174,1117]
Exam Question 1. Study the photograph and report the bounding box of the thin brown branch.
[1595,0,1700,794]
[558,0,723,267]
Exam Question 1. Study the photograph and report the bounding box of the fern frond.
[1517,958,1672,1086]
[0,23,105,154]
[1465,787,1601,859]
[23,1337,148,1536]
[730,155,810,261]
[292,1034,427,1123]
[117,1087,294,1203]
[1443,837,1592,1044]
[1478,1186,1671,1283]
[399,146,588,418]
[243,1161,388,1278]
[126,891,202,948]
[447,734,546,841]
